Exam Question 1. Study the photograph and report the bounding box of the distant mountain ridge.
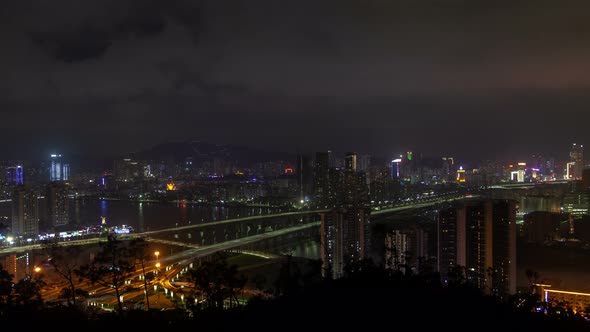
[128,140,295,166]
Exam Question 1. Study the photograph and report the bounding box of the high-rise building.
[385,227,429,274]
[570,143,584,180]
[438,207,459,284]
[313,152,331,207]
[583,168,590,192]
[114,158,142,181]
[296,153,314,201]
[47,182,70,227]
[6,165,24,186]
[357,154,371,172]
[390,157,402,179]
[345,152,357,173]
[385,230,410,271]
[49,154,69,182]
[456,166,467,183]
[524,211,566,243]
[442,157,454,182]
[438,199,517,297]
[315,150,369,205]
[11,185,39,237]
[320,206,371,279]
[562,192,590,218]
[490,200,517,296]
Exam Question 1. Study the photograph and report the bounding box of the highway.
[54,223,320,308]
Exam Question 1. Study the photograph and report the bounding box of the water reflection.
[138,202,144,232]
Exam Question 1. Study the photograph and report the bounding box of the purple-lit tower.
[6,165,24,186]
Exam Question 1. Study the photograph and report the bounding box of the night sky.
[2,0,590,162]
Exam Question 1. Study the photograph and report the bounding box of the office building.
[391,157,402,179]
[49,154,69,182]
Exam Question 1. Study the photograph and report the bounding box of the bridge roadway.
[155,222,319,266]
[140,209,328,236]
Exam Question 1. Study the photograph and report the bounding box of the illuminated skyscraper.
[49,154,69,182]
[456,166,466,183]
[390,156,402,179]
[570,143,584,180]
[6,165,24,186]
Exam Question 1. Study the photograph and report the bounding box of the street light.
[34,266,41,273]
[155,262,161,269]
[154,251,160,260]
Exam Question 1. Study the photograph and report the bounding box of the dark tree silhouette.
[188,253,246,311]
[128,238,153,311]
[44,243,87,307]
[77,235,138,315]
[13,274,45,311]
[0,264,14,316]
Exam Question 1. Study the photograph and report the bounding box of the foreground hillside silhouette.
[2,255,588,331]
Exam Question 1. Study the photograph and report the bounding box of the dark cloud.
[31,26,113,63]
[27,2,172,62]
[1,0,590,161]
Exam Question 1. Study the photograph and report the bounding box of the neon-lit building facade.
[456,166,466,183]
[391,157,402,178]
[6,165,24,186]
[49,154,69,182]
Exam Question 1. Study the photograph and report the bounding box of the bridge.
[0,193,472,257]
[488,179,569,190]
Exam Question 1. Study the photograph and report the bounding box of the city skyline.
[2,0,590,161]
